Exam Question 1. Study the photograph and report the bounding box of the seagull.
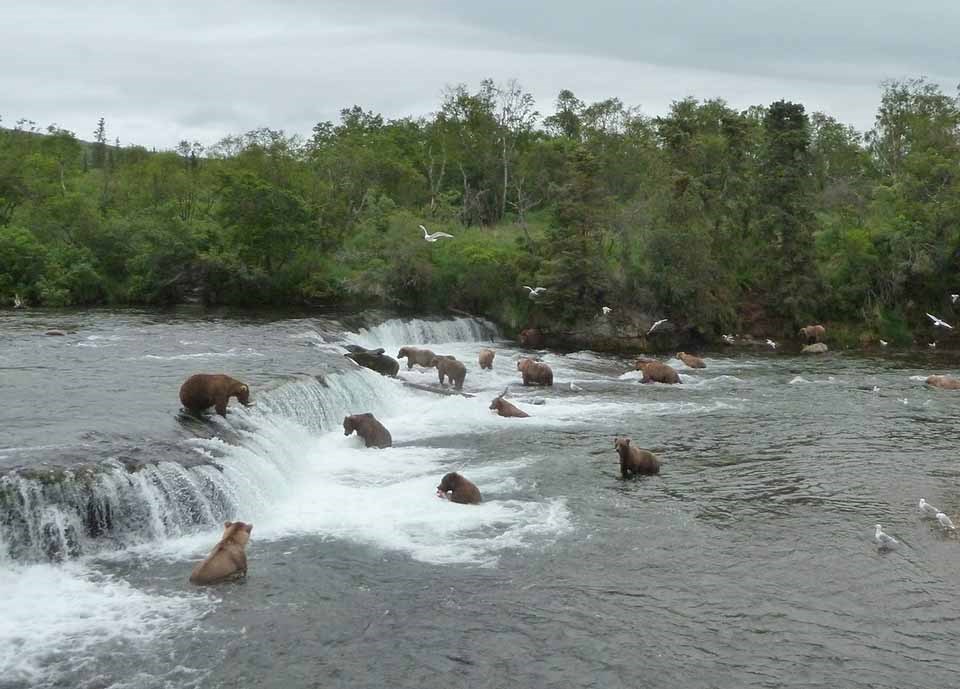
[765,338,777,349]
[936,512,956,530]
[929,342,937,349]
[419,224,454,242]
[872,386,880,393]
[926,312,953,329]
[952,294,959,304]
[569,382,583,392]
[601,306,612,316]
[919,498,940,519]
[722,334,735,344]
[647,319,668,335]
[879,339,888,346]
[12,293,25,309]
[874,524,898,551]
[523,285,547,299]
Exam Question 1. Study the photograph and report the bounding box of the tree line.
[1,77,958,344]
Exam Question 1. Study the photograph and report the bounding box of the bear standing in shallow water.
[517,357,553,386]
[478,348,495,370]
[343,413,393,448]
[179,373,252,416]
[431,356,467,390]
[613,437,661,477]
[436,472,482,504]
[190,521,253,585]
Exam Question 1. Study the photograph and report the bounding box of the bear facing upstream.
[189,521,253,585]
[343,413,393,448]
[437,472,482,504]
[613,437,661,477]
[676,352,706,369]
[431,356,467,390]
[633,359,681,385]
[179,373,252,416]
[478,348,495,370]
[397,346,437,369]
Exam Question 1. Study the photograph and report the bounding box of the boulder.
[801,343,829,354]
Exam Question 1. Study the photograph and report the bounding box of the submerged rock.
[802,343,829,354]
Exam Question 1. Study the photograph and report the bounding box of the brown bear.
[478,348,496,370]
[431,356,467,390]
[634,359,681,385]
[517,357,554,386]
[489,392,530,418]
[397,346,437,369]
[343,413,393,448]
[189,521,253,585]
[519,328,545,348]
[676,352,706,369]
[345,347,400,376]
[799,324,826,344]
[436,472,482,504]
[926,375,960,390]
[179,373,253,416]
[613,437,661,477]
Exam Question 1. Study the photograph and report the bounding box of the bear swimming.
[517,357,553,386]
[478,348,496,370]
[676,352,706,369]
[799,324,826,344]
[179,373,253,416]
[436,472,482,504]
[397,346,437,370]
[519,328,545,348]
[633,359,681,385]
[613,437,661,477]
[343,413,393,448]
[431,355,467,390]
[189,521,253,585]
[926,375,960,390]
[489,392,530,418]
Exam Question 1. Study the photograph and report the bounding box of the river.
[1,308,958,689]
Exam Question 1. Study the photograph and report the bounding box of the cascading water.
[350,316,498,350]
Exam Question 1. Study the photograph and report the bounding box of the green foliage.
[0,225,46,301]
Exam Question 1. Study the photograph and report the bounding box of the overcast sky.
[1,1,956,149]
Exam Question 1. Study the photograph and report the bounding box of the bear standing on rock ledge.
[179,373,253,416]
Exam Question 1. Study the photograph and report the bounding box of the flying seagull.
[419,224,454,242]
[601,306,612,316]
[936,512,956,530]
[523,286,547,299]
[951,294,959,304]
[919,498,940,519]
[926,312,953,329]
[929,342,937,349]
[879,339,888,346]
[722,334,735,344]
[874,524,898,551]
[13,293,25,309]
[766,338,777,349]
[647,319,668,335]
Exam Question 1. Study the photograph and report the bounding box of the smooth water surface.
[1,309,959,689]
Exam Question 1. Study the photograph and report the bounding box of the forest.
[1,77,959,346]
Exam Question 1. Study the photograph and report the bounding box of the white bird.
[523,286,547,299]
[12,293,25,309]
[879,339,888,346]
[929,342,937,349]
[919,498,940,519]
[569,382,583,392]
[951,294,959,304]
[872,386,880,393]
[936,512,956,530]
[601,306,612,316]
[722,334,735,344]
[419,224,454,242]
[874,524,898,551]
[647,319,668,335]
[926,312,953,329]
[766,338,777,349]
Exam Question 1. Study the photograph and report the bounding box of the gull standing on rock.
[926,312,953,329]
[919,498,940,519]
[523,286,547,299]
[419,224,454,242]
[874,524,898,551]
[936,512,956,530]
[647,319,668,335]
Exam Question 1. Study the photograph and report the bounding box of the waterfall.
[351,316,498,350]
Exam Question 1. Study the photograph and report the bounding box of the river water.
[1,309,958,689]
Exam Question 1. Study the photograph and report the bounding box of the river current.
[0,308,958,689]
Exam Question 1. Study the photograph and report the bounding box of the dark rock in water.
[802,343,829,354]
[345,348,400,376]
[45,330,67,336]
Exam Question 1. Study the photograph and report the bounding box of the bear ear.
[224,521,233,528]
[243,523,253,533]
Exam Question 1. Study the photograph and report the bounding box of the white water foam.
[351,316,497,350]
[0,562,213,688]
